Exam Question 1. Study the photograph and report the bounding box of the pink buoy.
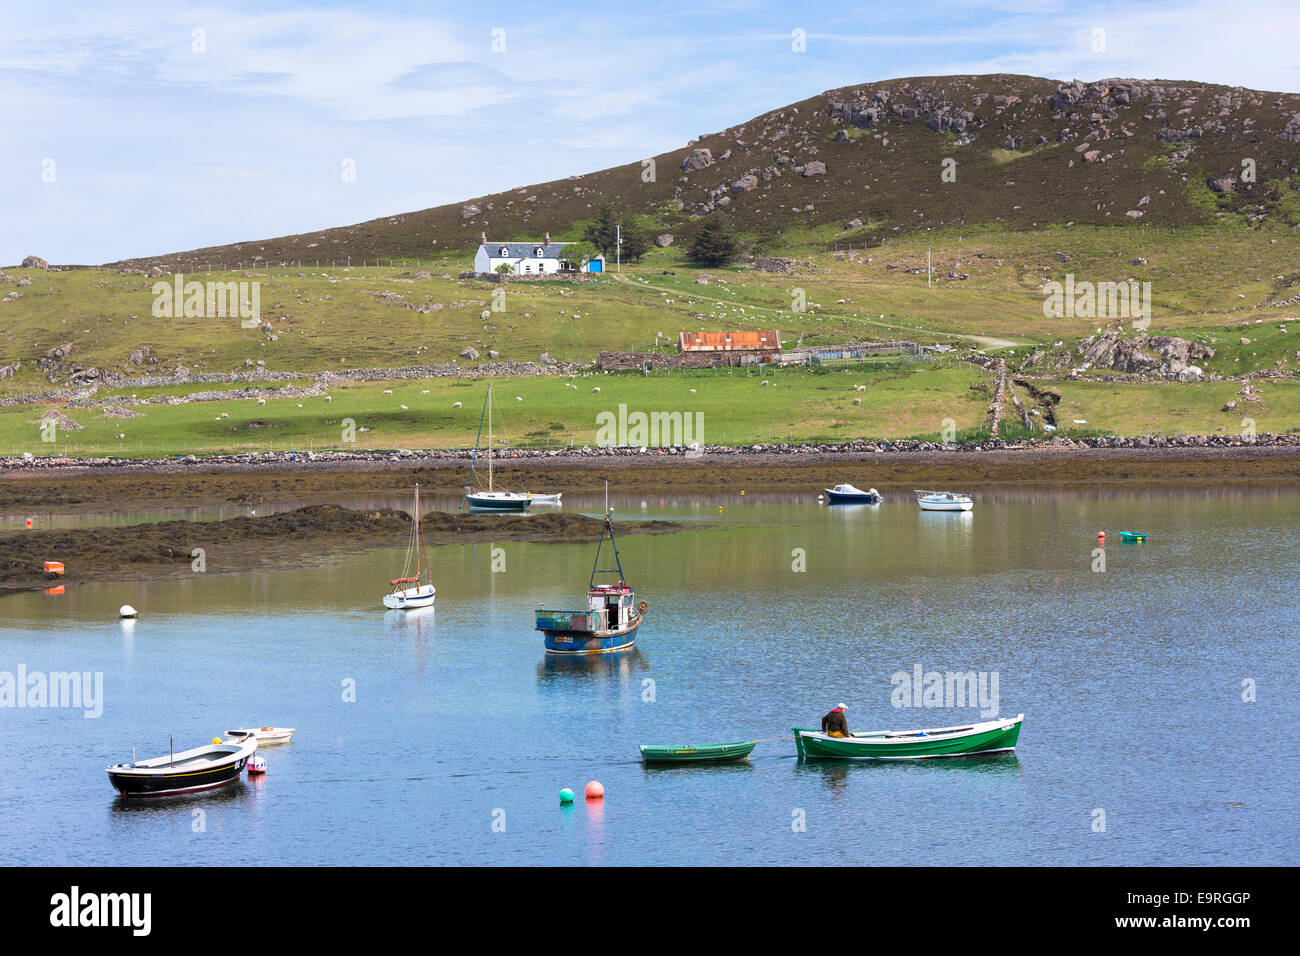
[585,780,604,799]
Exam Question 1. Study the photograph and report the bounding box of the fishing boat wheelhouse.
[534,510,647,654]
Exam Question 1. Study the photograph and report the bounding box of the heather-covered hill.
[106,73,1300,270]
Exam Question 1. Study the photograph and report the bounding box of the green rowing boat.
[1117,530,1148,542]
[640,741,757,764]
[794,714,1023,760]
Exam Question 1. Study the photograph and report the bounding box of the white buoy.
[119,604,137,618]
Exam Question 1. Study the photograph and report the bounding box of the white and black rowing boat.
[106,736,257,798]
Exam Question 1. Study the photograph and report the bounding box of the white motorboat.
[224,726,296,745]
[527,492,563,504]
[384,483,437,609]
[915,489,974,512]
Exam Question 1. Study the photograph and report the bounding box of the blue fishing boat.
[534,509,647,654]
[824,483,881,504]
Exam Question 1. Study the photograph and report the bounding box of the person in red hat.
[821,702,850,737]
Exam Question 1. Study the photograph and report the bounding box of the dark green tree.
[687,216,740,267]
[583,203,649,264]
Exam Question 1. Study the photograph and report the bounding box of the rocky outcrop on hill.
[680,148,714,173]
[1073,332,1213,379]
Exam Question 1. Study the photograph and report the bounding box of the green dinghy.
[640,741,757,765]
[794,714,1023,760]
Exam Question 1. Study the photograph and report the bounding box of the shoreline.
[1,440,1298,516]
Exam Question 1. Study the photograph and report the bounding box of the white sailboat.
[384,483,437,609]
[465,383,532,511]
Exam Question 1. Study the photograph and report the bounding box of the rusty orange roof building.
[677,331,782,352]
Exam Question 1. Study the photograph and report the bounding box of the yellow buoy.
[212,737,222,745]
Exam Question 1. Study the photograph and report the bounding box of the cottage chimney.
[544,232,551,246]
[480,232,487,245]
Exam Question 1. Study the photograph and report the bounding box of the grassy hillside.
[3,226,1298,394]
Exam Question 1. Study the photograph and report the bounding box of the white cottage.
[472,232,604,276]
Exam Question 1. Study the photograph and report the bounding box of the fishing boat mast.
[589,483,625,588]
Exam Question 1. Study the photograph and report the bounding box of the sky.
[2,0,1298,264]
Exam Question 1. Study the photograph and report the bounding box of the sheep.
[400,404,408,410]
[324,396,332,402]
[760,380,770,387]
[592,387,601,393]
[383,389,393,395]
[856,385,866,392]
[515,396,522,402]
[689,388,696,394]
[420,389,430,395]
[453,401,462,408]
[257,398,266,406]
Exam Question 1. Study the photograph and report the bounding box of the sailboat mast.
[415,483,426,579]
[487,383,494,492]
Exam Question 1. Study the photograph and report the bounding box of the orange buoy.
[585,780,604,799]
[43,561,65,575]
[1097,531,1106,542]
[45,585,65,596]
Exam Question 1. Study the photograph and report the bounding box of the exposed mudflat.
[0,506,684,591]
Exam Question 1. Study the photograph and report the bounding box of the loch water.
[1,487,1296,865]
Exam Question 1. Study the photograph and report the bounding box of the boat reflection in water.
[537,646,648,685]
[109,778,247,815]
[796,748,1022,795]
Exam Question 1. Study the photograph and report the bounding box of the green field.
[1,364,996,458]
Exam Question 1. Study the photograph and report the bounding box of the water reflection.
[108,780,248,815]
[537,647,649,686]
[797,752,1022,792]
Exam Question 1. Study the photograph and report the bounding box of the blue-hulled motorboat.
[824,483,881,504]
